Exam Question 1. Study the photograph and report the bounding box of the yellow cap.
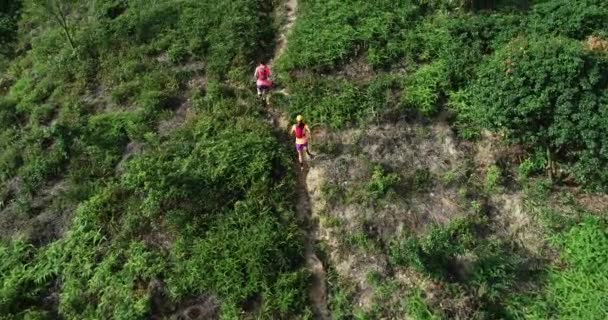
[296,115,303,122]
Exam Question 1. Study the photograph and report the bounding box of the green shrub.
[401,60,448,115]
[448,90,482,139]
[267,270,311,316]
[0,96,19,128]
[404,12,521,85]
[345,230,379,253]
[389,217,477,277]
[326,269,357,320]
[518,152,547,179]
[390,213,534,317]
[287,76,364,129]
[166,201,304,309]
[528,0,608,39]
[86,112,130,150]
[0,239,37,314]
[465,36,608,189]
[277,0,423,70]
[485,165,502,191]
[168,41,188,64]
[405,289,442,320]
[367,165,400,199]
[0,131,22,181]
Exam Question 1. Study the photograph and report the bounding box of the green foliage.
[508,217,608,319]
[287,76,362,129]
[3,0,608,318]
[366,165,400,199]
[267,270,312,316]
[0,0,313,317]
[390,213,533,317]
[0,0,22,66]
[280,2,525,128]
[326,269,357,320]
[465,36,608,189]
[1,109,310,317]
[344,230,379,253]
[277,0,422,70]
[122,113,307,316]
[528,0,608,39]
[389,217,477,277]
[166,205,303,306]
[484,164,502,191]
[405,289,442,320]
[518,151,547,179]
[168,41,188,63]
[401,60,448,116]
[0,239,37,314]
[285,74,400,129]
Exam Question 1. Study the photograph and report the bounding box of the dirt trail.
[268,0,330,318]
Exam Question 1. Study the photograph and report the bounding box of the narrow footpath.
[268,0,330,318]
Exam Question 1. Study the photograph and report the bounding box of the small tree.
[467,36,608,188]
[31,0,77,49]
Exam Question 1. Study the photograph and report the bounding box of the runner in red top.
[254,61,272,103]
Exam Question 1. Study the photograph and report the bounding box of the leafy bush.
[286,76,364,129]
[404,11,522,85]
[528,0,608,39]
[282,72,400,128]
[485,165,502,191]
[465,36,608,189]
[401,60,448,115]
[405,289,442,320]
[168,41,188,63]
[389,217,477,277]
[367,165,400,199]
[413,168,434,191]
[518,151,547,179]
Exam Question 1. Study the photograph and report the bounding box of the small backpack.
[295,123,305,138]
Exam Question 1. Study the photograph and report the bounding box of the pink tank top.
[256,65,272,87]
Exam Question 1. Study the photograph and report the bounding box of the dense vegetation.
[277,0,608,189]
[1,0,309,318]
[1,0,607,319]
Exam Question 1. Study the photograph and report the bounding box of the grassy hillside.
[275,0,608,319]
[1,0,608,319]
[0,0,310,318]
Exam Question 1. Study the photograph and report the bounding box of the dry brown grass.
[585,35,608,53]
[306,121,470,310]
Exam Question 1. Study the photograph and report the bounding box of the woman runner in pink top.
[290,115,314,169]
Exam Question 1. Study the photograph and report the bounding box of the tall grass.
[508,217,608,319]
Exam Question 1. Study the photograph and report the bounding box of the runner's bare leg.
[298,149,304,167]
